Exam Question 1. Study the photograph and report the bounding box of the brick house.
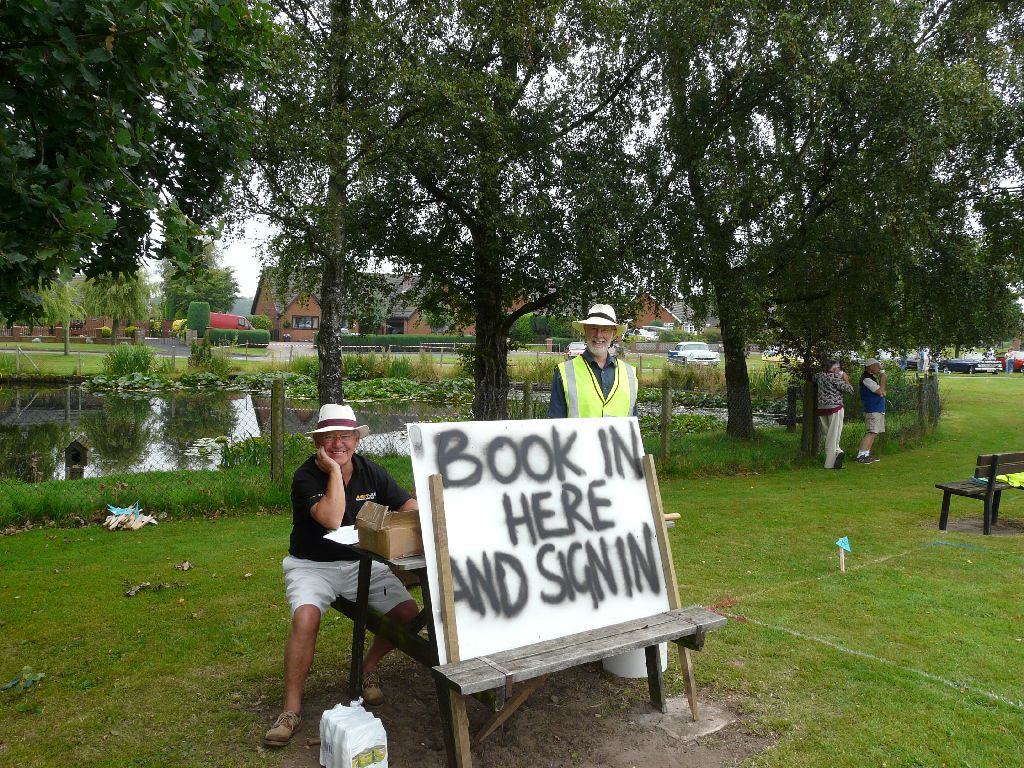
[250,271,450,340]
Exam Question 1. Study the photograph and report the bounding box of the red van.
[208,312,254,330]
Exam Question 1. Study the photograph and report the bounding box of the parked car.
[760,348,803,364]
[938,353,1001,375]
[625,328,659,341]
[564,341,586,359]
[996,352,1024,372]
[667,341,720,366]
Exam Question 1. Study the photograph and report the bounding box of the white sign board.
[409,417,670,665]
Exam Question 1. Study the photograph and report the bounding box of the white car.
[626,328,659,341]
[667,341,720,366]
[564,341,586,359]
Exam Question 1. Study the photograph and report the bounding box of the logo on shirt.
[355,492,377,501]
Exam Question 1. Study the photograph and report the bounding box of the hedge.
[313,333,476,347]
[206,328,271,346]
[187,301,211,337]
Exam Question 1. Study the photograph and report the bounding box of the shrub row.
[314,333,476,347]
[206,328,271,346]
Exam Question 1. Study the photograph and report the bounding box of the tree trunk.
[111,318,121,342]
[471,232,508,419]
[318,249,347,404]
[316,0,352,406]
[716,297,754,438]
[63,319,70,356]
[800,379,818,455]
[473,308,510,421]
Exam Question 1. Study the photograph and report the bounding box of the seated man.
[265,404,420,747]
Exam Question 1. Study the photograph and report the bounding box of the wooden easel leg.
[676,643,700,722]
[476,675,548,742]
[938,491,951,530]
[645,645,667,713]
[449,690,473,768]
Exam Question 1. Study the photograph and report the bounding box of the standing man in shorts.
[856,358,886,464]
[264,404,420,747]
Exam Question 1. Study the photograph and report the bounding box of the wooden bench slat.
[935,480,1010,496]
[435,606,725,695]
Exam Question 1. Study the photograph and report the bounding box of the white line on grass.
[731,545,928,603]
[714,539,1024,712]
[720,612,1024,711]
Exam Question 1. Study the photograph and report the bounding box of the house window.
[292,316,319,330]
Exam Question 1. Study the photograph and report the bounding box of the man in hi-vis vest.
[548,304,638,418]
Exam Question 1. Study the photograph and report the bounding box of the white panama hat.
[572,304,626,336]
[307,404,370,438]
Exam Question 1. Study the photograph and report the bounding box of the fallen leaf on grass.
[125,582,151,597]
[707,597,738,612]
[174,561,194,571]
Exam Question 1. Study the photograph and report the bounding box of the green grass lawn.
[1,374,1022,765]
[0,351,189,376]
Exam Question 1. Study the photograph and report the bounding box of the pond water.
[0,386,465,482]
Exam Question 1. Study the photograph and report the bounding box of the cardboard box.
[355,502,424,559]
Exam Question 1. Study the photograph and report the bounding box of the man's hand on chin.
[315,446,341,474]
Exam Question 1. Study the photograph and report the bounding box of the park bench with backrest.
[936,452,1024,535]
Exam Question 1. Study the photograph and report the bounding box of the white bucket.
[601,643,668,678]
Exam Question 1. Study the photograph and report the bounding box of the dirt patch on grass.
[269,657,771,767]
[941,516,1024,536]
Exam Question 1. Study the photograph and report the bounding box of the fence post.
[523,381,533,420]
[930,373,940,430]
[77,351,82,376]
[271,378,285,483]
[786,382,799,433]
[289,344,293,365]
[660,375,672,461]
[15,346,20,373]
[916,376,927,431]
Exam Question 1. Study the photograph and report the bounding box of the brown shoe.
[264,710,300,746]
[362,672,385,706]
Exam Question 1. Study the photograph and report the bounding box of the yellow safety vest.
[558,354,637,418]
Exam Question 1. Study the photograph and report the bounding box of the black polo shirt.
[289,453,413,562]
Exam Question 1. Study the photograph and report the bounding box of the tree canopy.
[652,0,1024,436]
[0,0,273,319]
[342,0,672,418]
[82,271,148,339]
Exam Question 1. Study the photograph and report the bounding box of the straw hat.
[307,404,370,437]
[572,304,626,336]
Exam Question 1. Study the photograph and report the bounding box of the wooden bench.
[433,605,725,741]
[937,452,1024,535]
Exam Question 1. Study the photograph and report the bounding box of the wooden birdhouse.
[64,435,91,480]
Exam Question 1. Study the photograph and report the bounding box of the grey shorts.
[282,555,413,616]
[864,412,886,434]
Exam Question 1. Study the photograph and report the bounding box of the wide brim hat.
[863,358,881,368]
[307,404,370,437]
[572,304,626,336]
